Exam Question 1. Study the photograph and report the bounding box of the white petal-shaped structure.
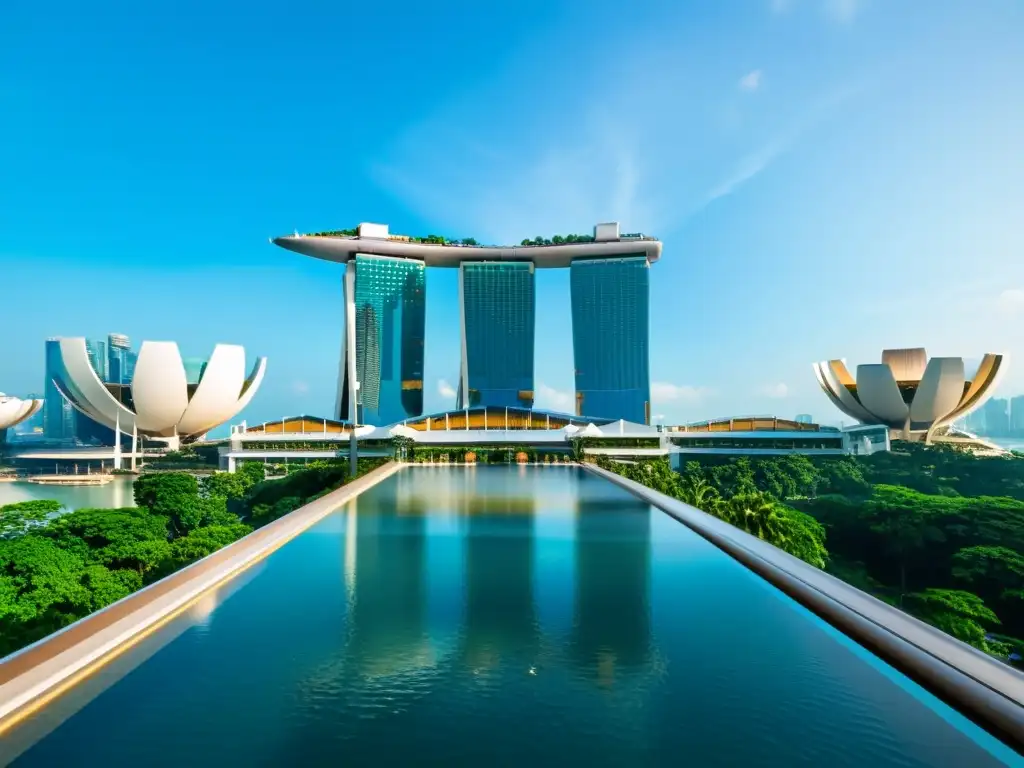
[54,338,266,447]
[813,360,877,424]
[813,348,1007,444]
[856,364,910,428]
[911,358,965,429]
[176,345,246,436]
[131,342,191,435]
[0,395,43,431]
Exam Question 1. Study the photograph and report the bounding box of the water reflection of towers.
[568,475,653,686]
[340,468,654,687]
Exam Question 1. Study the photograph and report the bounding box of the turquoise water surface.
[5,466,1020,767]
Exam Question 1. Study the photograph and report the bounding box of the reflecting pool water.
[5,467,1020,767]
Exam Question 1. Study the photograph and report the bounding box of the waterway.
[0,476,135,511]
[5,466,1020,767]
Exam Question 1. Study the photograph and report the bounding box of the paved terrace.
[0,461,403,736]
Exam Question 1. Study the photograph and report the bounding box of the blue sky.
[2,0,1023,429]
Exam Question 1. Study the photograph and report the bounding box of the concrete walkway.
[0,460,403,734]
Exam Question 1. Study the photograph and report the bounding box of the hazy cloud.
[291,380,310,396]
[437,379,457,399]
[760,382,790,399]
[739,70,763,92]
[996,289,1024,317]
[535,382,573,412]
[703,84,862,207]
[651,381,712,403]
[825,0,862,23]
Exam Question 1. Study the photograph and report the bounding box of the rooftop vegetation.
[303,228,654,247]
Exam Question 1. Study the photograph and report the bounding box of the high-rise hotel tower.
[273,222,661,426]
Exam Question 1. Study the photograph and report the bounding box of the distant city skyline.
[2,1,1022,426]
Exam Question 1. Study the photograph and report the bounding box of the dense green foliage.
[0,458,387,657]
[599,444,1024,662]
[0,500,63,538]
[308,227,478,246]
[594,456,828,569]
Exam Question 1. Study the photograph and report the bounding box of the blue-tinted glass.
[342,255,426,426]
[570,257,651,423]
[43,339,74,440]
[460,262,535,409]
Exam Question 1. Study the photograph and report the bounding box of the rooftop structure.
[666,415,890,459]
[814,348,1007,444]
[273,222,659,425]
[272,221,662,268]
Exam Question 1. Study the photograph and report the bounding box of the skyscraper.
[570,256,651,424]
[982,397,1011,436]
[85,339,108,382]
[1011,396,1024,436]
[339,254,426,426]
[457,262,535,410]
[107,333,132,384]
[43,338,76,440]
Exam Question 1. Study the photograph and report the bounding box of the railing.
[585,463,1024,751]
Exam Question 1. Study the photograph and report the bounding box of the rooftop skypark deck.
[271,221,662,268]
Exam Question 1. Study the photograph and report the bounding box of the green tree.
[569,437,586,462]
[861,485,951,604]
[952,545,1024,603]
[1,499,63,538]
[718,492,790,548]
[201,471,250,501]
[134,473,203,536]
[905,588,1002,652]
[165,524,252,571]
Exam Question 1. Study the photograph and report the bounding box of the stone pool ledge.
[0,461,404,734]
[582,462,1024,751]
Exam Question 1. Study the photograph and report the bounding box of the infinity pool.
[5,467,1020,766]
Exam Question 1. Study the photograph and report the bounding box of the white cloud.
[760,382,790,399]
[703,84,861,206]
[824,0,861,23]
[535,382,574,412]
[291,380,310,396]
[654,413,666,422]
[437,379,457,399]
[996,289,1024,317]
[739,70,762,92]
[651,381,712,403]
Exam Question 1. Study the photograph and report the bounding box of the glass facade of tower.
[459,262,535,409]
[43,339,76,440]
[570,256,651,424]
[341,255,426,426]
[107,333,132,385]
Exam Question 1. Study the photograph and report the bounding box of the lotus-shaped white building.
[53,338,266,450]
[0,394,43,433]
[813,348,1006,443]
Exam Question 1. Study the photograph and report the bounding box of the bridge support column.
[113,412,123,471]
[131,425,138,472]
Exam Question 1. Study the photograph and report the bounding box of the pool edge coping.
[582,462,1024,752]
[0,460,404,735]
